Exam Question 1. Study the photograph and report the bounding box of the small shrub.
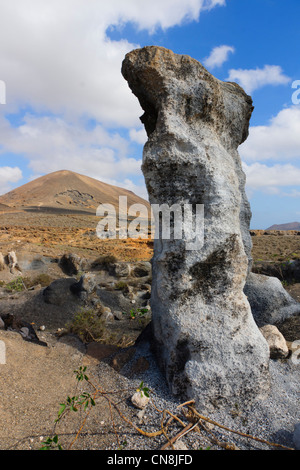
[91,254,117,270]
[5,277,25,292]
[66,308,104,342]
[23,273,53,288]
[114,281,128,291]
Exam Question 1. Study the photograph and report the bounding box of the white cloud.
[117,178,148,201]
[0,0,225,127]
[240,106,300,162]
[203,45,235,69]
[129,128,148,145]
[0,114,142,184]
[282,189,300,198]
[0,166,23,195]
[227,65,291,94]
[243,162,300,193]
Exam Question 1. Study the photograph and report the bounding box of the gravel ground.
[99,338,300,452]
[0,318,299,452]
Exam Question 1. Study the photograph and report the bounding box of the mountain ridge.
[266,222,300,231]
[0,170,149,215]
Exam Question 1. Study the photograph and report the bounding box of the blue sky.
[0,0,299,229]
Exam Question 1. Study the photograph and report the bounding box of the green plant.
[5,277,25,292]
[137,381,149,398]
[39,367,289,451]
[114,281,128,291]
[74,365,89,382]
[40,435,63,450]
[56,392,96,421]
[41,366,95,450]
[123,307,149,320]
[66,308,104,342]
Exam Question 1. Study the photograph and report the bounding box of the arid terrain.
[0,172,299,451]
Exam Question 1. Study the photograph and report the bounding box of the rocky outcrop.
[122,46,270,412]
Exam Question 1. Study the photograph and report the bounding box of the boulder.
[122,46,270,412]
[113,262,131,278]
[70,273,97,300]
[7,251,20,273]
[244,272,300,326]
[259,324,289,359]
[59,253,85,275]
[43,278,78,305]
[131,262,151,278]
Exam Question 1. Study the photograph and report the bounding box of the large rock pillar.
[122,46,270,412]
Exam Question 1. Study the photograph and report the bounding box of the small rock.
[131,390,150,410]
[19,327,30,338]
[136,409,146,424]
[293,423,300,450]
[0,316,5,329]
[259,324,289,359]
[113,310,124,321]
[102,307,114,322]
[59,253,83,275]
[56,328,67,337]
[70,273,97,300]
[173,439,188,450]
[0,252,5,271]
[7,251,21,273]
[114,262,131,278]
[39,325,46,331]
[131,262,151,278]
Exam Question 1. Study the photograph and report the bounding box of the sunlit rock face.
[122,46,270,412]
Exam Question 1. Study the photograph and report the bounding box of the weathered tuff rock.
[122,46,270,412]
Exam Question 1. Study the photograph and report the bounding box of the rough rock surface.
[245,272,300,326]
[122,46,270,412]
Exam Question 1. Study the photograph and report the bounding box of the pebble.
[131,390,150,410]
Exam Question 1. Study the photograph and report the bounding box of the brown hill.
[266,222,300,231]
[0,170,149,215]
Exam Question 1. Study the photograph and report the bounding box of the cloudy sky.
[0,0,299,229]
